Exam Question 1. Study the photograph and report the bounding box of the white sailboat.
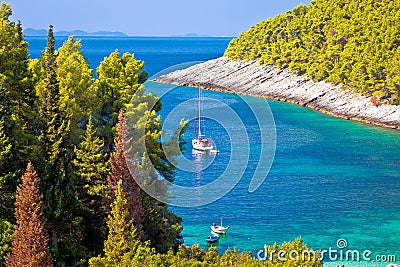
[210,218,230,235]
[192,87,215,152]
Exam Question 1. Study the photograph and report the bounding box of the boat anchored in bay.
[205,235,220,244]
[192,87,219,153]
[211,218,230,235]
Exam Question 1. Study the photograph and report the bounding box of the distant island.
[24,29,231,38]
[24,28,127,37]
[170,33,230,38]
[172,33,211,37]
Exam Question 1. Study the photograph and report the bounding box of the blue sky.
[8,0,311,36]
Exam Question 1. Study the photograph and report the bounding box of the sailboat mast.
[194,92,197,138]
[198,88,202,137]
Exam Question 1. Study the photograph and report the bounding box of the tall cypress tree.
[105,111,144,239]
[37,25,84,265]
[40,25,59,120]
[7,162,52,267]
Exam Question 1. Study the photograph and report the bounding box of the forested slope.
[224,0,400,104]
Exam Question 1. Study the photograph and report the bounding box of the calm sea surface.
[27,36,400,266]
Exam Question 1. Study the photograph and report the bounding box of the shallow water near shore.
[27,36,400,266]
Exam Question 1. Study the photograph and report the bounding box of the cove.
[147,80,400,266]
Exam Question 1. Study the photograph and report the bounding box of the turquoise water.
[26,37,400,266]
[147,81,400,267]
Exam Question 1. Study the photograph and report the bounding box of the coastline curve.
[154,57,400,130]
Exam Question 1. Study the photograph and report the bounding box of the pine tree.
[96,50,147,151]
[89,180,141,267]
[37,25,84,265]
[0,2,36,223]
[11,20,41,165]
[7,20,36,112]
[124,88,185,253]
[56,36,99,135]
[137,152,184,253]
[7,162,52,267]
[74,116,109,256]
[105,111,144,239]
[74,116,110,197]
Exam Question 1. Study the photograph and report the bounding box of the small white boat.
[192,87,215,152]
[211,218,230,235]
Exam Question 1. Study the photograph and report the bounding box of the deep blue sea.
[27,36,231,76]
[27,36,400,266]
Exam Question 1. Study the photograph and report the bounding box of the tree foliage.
[88,180,141,267]
[30,36,99,144]
[7,163,52,267]
[0,2,35,113]
[73,116,110,257]
[74,116,109,197]
[36,25,85,266]
[0,85,15,222]
[0,220,13,265]
[89,238,322,267]
[224,0,400,103]
[0,1,37,223]
[96,50,148,150]
[105,111,145,239]
[56,37,99,125]
[124,85,187,253]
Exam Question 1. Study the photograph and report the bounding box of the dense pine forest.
[0,2,324,266]
[224,0,400,104]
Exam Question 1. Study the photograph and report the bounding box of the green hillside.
[224,0,400,104]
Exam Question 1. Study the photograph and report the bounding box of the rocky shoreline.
[154,57,400,129]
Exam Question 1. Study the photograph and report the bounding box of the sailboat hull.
[192,87,216,152]
[192,138,214,151]
[210,225,230,235]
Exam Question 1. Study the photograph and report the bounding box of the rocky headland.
[155,57,400,129]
